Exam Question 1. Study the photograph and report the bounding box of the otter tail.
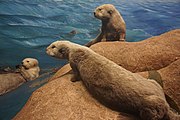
[140,95,180,120]
[140,95,169,120]
[163,109,180,120]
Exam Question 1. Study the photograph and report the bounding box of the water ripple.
[0,1,180,119]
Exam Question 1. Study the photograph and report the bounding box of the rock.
[90,29,180,72]
[0,73,25,95]
[49,64,71,81]
[160,60,180,112]
[139,59,180,112]
[14,72,138,120]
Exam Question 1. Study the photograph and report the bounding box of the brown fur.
[0,58,40,95]
[46,41,179,119]
[85,4,126,47]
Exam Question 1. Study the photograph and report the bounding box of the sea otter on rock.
[85,4,126,47]
[46,40,179,120]
[0,58,40,95]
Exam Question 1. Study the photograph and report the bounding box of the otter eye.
[51,45,56,49]
[27,61,29,63]
[98,8,102,11]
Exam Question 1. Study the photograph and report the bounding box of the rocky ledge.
[14,29,180,120]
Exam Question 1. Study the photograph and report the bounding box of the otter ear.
[33,62,38,67]
[108,10,113,15]
[58,47,67,54]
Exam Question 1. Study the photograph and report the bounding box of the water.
[0,0,180,119]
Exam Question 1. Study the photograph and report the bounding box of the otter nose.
[21,62,24,64]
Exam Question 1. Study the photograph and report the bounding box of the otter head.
[20,58,40,80]
[22,58,39,70]
[94,4,116,20]
[46,41,70,59]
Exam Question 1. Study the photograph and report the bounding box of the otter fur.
[0,58,40,95]
[46,41,179,120]
[85,4,126,47]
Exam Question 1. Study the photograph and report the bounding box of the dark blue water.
[0,0,180,119]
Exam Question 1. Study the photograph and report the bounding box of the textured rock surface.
[160,60,180,111]
[139,59,180,112]
[0,72,25,95]
[14,73,137,120]
[91,29,180,72]
[14,30,180,119]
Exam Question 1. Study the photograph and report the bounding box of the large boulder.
[160,60,180,111]
[91,29,180,72]
[0,72,25,95]
[14,72,137,120]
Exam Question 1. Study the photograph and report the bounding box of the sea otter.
[46,41,179,120]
